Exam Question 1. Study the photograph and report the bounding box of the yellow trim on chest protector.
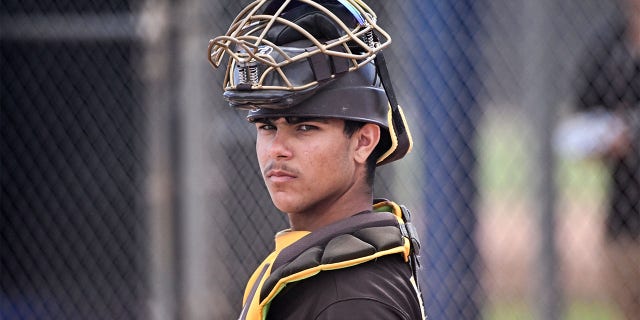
[239,200,413,320]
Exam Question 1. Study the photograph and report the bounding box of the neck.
[287,188,372,232]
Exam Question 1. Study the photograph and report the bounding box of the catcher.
[208,1,425,319]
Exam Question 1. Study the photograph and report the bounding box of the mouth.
[265,169,297,183]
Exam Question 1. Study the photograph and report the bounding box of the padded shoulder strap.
[260,212,404,302]
[271,211,399,271]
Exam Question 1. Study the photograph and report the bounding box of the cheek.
[303,142,352,179]
[302,140,333,162]
[255,140,269,168]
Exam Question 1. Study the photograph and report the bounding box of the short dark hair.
[343,120,381,187]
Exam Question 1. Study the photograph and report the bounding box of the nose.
[267,130,293,159]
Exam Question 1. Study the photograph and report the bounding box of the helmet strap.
[374,52,405,135]
[373,40,412,165]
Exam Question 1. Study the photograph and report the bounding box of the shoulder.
[267,255,422,320]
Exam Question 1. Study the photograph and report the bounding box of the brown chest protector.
[238,200,422,320]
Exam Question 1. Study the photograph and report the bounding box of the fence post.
[522,1,562,319]
[172,0,234,318]
[401,1,484,318]
[141,0,180,318]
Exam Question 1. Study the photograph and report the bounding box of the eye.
[297,124,318,132]
[257,123,276,131]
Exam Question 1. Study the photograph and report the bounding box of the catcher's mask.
[208,0,412,165]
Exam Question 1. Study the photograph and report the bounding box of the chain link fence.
[1,0,638,319]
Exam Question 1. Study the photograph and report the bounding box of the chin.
[270,196,307,214]
[272,201,299,214]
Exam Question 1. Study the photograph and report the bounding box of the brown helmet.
[208,0,412,165]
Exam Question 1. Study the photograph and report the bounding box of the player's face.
[255,117,358,216]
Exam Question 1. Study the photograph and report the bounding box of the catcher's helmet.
[208,0,412,165]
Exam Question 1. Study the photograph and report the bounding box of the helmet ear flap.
[376,105,413,166]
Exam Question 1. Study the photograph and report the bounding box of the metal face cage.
[207,0,391,93]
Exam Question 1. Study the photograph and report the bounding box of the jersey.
[267,254,422,319]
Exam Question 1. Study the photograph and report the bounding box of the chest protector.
[237,199,423,320]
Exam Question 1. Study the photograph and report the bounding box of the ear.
[353,123,381,164]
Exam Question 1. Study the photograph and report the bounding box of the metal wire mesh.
[1,30,146,320]
[1,0,638,319]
